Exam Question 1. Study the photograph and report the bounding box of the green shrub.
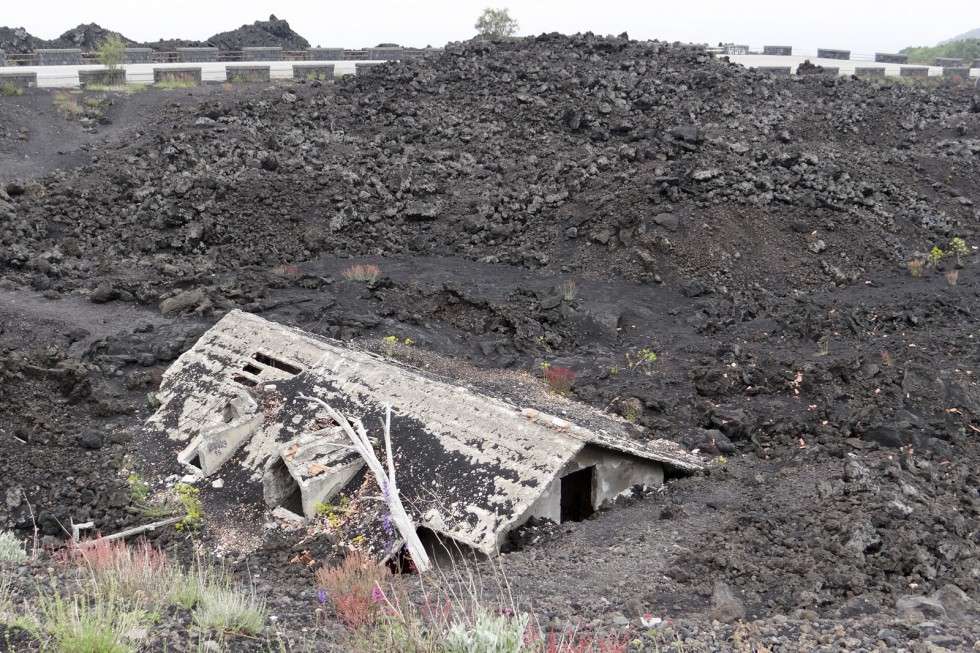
[0,85,24,97]
[443,610,530,653]
[93,35,126,73]
[0,530,26,565]
[174,483,203,532]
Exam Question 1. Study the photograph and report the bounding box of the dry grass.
[342,263,381,283]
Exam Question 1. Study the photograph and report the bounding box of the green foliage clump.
[626,347,658,374]
[899,38,980,65]
[443,610,530,653]
[174,483,203,533]
[0,85,24,97]
[475,8,520,39]
[948,237,969,263]
[0,530,26,564]
[93,35,127,72]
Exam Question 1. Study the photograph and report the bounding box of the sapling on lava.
[948,237,969,264]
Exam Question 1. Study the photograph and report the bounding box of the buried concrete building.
[148,310,702,559]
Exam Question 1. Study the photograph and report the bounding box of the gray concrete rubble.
[148,310,703,557]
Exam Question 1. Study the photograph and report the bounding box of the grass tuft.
[192,571,267,636]
[342,264,381,283]
[23,580,149,653]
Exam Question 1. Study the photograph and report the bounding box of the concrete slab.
[148,311,702,557]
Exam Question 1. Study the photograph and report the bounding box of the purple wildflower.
[317,588,328,605]
[372,585,385,605]
[381,513,394,537]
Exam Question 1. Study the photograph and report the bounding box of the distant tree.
[899,37,980,64]
[475,8,519,40]
[94,34,126,73]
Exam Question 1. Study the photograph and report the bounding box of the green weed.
[0,530,26,565]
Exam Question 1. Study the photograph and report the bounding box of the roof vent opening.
[560,466,595,523]
[252,352,302,376]
[232,374,257,388]
[187,452,203,472]
[263,457,305,519]
[389,527,484,572]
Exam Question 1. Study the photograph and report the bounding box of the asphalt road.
[1,56,977,89]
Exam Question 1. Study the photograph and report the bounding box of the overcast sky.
[4,1,976,55]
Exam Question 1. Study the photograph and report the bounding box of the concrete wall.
[934,57,963,67]
[243,47,282,62]
[757,66,791,76]
[292,64,335,81]
[854,67,885,78]
[817,48,850,60]
[153,67,202,84]
[944,67,971,79]
[0,72,37,88]
[521,447,664,527]
[355,62,384,74]
[900,67,929,78]
[724,45,749,55]
[875,53,908,64]
[226,65,271,83]
[764,45,792,56]
[37,49,82,65]
[974,59,980,69]
[79,69,126,86]
[123,48,154,64]
[367,48,403,61]
[177,47,218,63]
[0,51,5,67]
[309,48,344,61]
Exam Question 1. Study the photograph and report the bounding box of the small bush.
[192,577,267,636]
[0,85,24,97]
[907,259,925,277]
[174,483,203,532]
[555,280,578,301]
[93,35,126,73]
[948,237,969,264]
[53,92,85,117]
[315,551,388,630]
[945,270,959,286]
[73,538,183,605]
[927,246,944,268]
[625,348,658,374]
[618,398,643,423]
[542,365,576,395]
[443,610,529,652]
[0,530,26,564]
[342,264,381,283]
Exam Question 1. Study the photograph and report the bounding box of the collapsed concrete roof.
[148,310,702,556]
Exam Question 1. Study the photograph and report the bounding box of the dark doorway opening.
[265,457,305,517]
[560,467,595,522]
